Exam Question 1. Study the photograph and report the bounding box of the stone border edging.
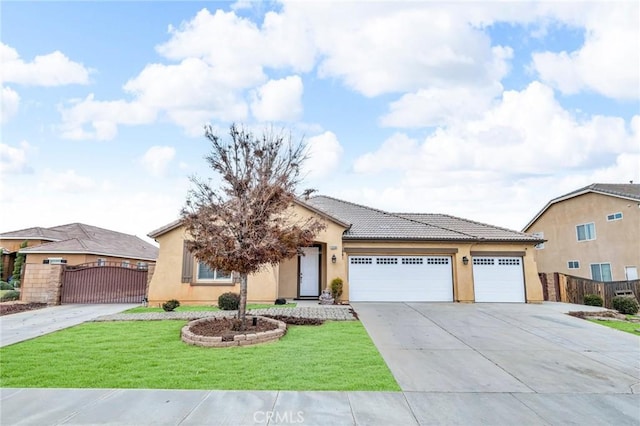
[181,315,287,348]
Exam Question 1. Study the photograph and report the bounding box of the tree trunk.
[237,273,248,329]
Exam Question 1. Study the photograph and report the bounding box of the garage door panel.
[473,257,525,303]
[349,256,453,302]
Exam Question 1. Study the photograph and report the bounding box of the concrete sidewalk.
[2,388,639,425]
[0,304,136,347]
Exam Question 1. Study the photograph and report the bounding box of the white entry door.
[473,257,525,303]
[299,247,320,297]
[625,266,638,280]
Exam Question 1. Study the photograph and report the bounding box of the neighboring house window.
[606,212,623,221]
[44,258,67,265]
[576,223,596,241]
[137,262,148,270]
[567,261,580,269]
[196,262,231,282]
[625,266,638,280]
[532,232,544,249]
[97,258,106,266]
[121,260,130,268]
[590,263,612,282]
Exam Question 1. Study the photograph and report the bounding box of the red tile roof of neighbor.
[0,223,158,261]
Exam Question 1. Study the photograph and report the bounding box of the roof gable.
[523,183,640,231]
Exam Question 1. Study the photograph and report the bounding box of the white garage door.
[348,256,453,302]
[473,257,525,302]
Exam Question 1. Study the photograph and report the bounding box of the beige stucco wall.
[24,253,155,267]
[0,239,49,252]
[526,193,640,281]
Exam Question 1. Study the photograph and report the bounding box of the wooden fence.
[540,272,640,308]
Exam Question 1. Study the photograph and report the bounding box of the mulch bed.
[262,315,324,326]
[0,302,48,316]
[190,317,279,341]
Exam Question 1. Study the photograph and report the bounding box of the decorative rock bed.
[181,315,287,348]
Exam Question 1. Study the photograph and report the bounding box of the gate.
[61,262,148,304]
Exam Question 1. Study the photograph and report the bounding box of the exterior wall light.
[462,256,469,265]
[331,254,337,263]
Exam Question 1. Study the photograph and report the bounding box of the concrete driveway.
[353,302,640,425]
[0,303,136,347]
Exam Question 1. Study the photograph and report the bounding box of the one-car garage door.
[348,256,453,301]
[472,257,525,302]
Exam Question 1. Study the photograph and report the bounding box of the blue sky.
[1,1,638,243]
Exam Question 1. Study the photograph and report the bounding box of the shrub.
[162,299,180,312]
[330,277,343,301]
[612,296,639,315]
[218,292,240,310]
[583,294,603,307]
[1,290,20,302]
[0,281,14,290]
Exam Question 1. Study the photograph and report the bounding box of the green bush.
[612,296,639,315]
[583,294,603,307]
[330,277,343,301]
[1,290,20,302]
[218,292,240,310]
[162,299,180,312]
[0,281,14,290]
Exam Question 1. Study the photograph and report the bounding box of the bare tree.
[181,124,326,328]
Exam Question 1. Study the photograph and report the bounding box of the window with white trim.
[606,212,623,221]
[576,223,596,241]
[532,232,544,249]
[121,260,130,268]
[590,263,612,282]
[136,262,148,270]
[196,261,231,282]
[567,260,580,269]
[97,258,106,266]
[44,257,67,265]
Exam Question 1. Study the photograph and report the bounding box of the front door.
[299,246,320,297]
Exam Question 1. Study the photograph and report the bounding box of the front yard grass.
[588,319,640,336]
[123,303,296,314]
[0,320,398,391]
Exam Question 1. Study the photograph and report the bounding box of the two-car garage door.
[348,255,525,302]
[348,256,453,302]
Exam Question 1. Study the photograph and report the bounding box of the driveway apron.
[353,302,640,425]
[0,304,136,347]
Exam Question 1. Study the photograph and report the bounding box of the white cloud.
[0,141,32,174]
[250,75,303,122]
[532,3,639,99]
[141,146,176,177]
[304,131,343,179]
[1,86,20,123]
[59,94,157,140]
[350,81,639,228]
[0,42,91,86]
[40,169,97,193]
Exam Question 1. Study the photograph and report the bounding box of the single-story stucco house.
[147,195,544,305]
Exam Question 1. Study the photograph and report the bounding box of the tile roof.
[1,223,158,261]
[523,183,640,231]
[305,196,541,242]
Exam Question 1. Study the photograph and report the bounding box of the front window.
[591,263,612,282]
[576,223,596,241]
[197,262,231,282]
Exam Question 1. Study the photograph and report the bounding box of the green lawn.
[0,320,398,391]
[589,319,640,336]
[123,303,296,313]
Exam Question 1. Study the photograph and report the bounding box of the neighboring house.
[0,223,159,280]
[523,183,640,282]
[147,196,544,305]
